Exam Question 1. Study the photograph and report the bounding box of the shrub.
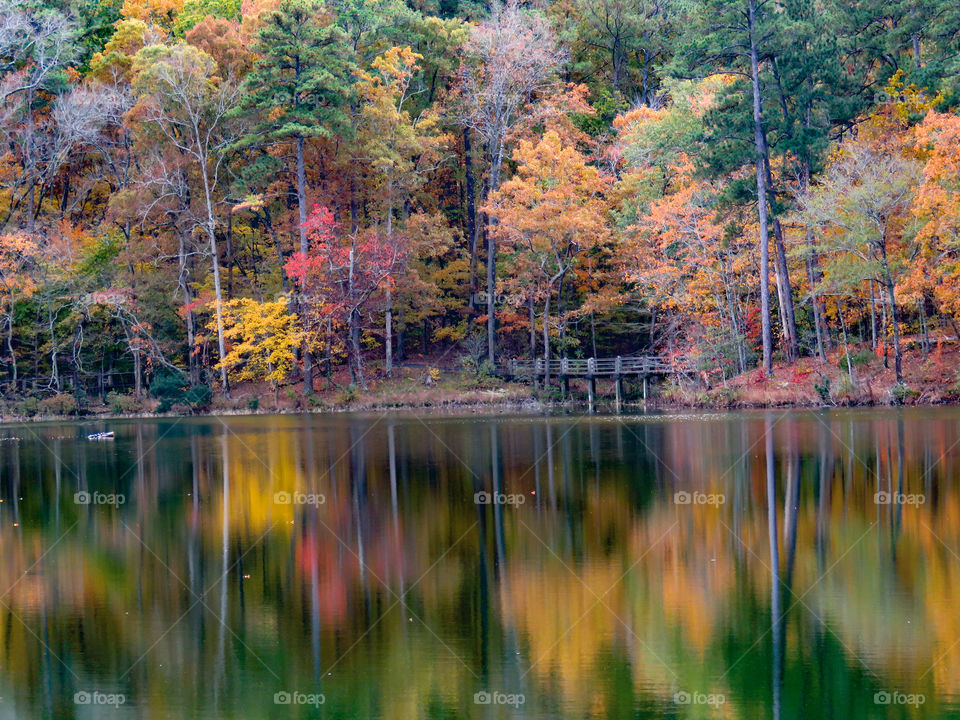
[37,393,78,416]
[714,386,741,407]
[838,349,873,370]
[464,358,496,385]
[890,383,918,405]
[149,372,211,413]
[337,384,358,405]
[813,375,831,404]
[106,392,144,414]
[14,396,39,417]
[832,377,857,404]
[247,396,260,411]
[183,384,211,408]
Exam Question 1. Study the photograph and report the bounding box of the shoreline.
[2,388,957,427]
[4,346,958,426]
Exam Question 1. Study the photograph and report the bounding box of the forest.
[2,0,960,412]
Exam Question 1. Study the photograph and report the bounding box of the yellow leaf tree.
[212,298,301,398]
[355,45,449,375]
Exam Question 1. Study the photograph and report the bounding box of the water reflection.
[0,409,959,718]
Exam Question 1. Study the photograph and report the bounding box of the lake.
[1,408,960,718]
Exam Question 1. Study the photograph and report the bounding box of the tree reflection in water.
[0,409,958,718]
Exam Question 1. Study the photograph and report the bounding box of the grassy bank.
[3,341,959,424]
[655,340,960,409]
[0,363,542,424]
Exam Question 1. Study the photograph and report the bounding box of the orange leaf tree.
[485,130,610,381]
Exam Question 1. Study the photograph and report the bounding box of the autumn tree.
[912,111,960,325]
[355,45,448,374]
[130,42,244,394]
[215,297,301,401]
[285,206,405,388]
[674,0,792,374]
[802,137,920,383]
[239,0,354,391]
[0,231,38,389]
[456,0,564,365]
[486,131,610,385]
[0,1,77,232]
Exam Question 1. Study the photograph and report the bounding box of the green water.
[1,408,960,719]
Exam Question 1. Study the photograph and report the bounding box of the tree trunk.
[26,87,35,234]
[6,313,15,391]
[347,247,365,388]
[542,291,551,388]
[464,129,479,315]
[226,208,234,300]
[199,167,230,397]
[350,308,363,388]
[879,246,903,383]
[806,252,825,361]
[771,219,799,360]
[297,136,314,395]
[760,72,799,361]
[385,288,393,377]
[296,136,308,251]
[132,342,142,396]
[178,231,199,385]
[748,0,773,376]
[837,298,854,382]
[385,187,394,377]
[486,144,504,366]
[48,305,59,391]
[528,293,537,388]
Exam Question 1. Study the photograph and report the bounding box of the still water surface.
[1,408,960,718]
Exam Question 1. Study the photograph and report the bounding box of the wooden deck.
[500,355,690,409]
[501,356,687,378]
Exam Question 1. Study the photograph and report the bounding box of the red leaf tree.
[285,206,405,388]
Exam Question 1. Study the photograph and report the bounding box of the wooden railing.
[501,356,687,378]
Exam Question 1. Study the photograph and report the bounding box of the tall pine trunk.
[748,0,773,376]
[297,135,314,394]
[772,219,799,360]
